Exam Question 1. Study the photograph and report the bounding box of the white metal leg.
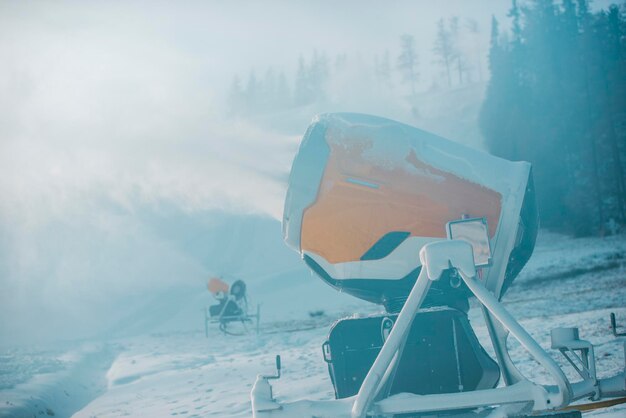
[458,268,572,409]
[351,266,433,418]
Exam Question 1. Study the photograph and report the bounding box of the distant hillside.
[238,82,488,151]
[409,82,487,151]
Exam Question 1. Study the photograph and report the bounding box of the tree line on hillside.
[480,0,626,236]
[227,18,484,117]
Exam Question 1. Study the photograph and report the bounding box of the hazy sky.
[1,1,511,84]
[0,0,517,221]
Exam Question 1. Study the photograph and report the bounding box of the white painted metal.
[551,327,599,399]
[373,381,546,415]
[351,258,434,418]
[457,266,572,409]
[250,240,626,418]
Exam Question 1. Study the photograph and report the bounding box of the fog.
[0,0,618,345]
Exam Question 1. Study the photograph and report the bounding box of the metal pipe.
[351,266,433,418]
[374,381,541,415]
[459,270,573,409]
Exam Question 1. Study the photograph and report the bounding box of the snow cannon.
[283,113,538,312]
[251,113,626,418]
[207,277,229,295]
[204,277,261,336]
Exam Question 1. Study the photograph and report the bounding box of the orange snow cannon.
[252,114,626,418]
[283,113,538,312]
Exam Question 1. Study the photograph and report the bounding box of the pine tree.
[397,34,419,96]
[293,52,330,106]
[275,71,291,109]
[465,18,484,82]
[374,50,393,92]
[433,19,454,88]
[294,56,312,106]
[448,16,468,84]
[262,68,277,110]
[227,75,245,116]
[480,0,626,234]
[600,5,626,223]
[308,50,330,102]
[245,71,260,113]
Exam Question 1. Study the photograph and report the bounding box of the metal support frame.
[204,299,261,337]
[250,240,626,418]
[551,328,599,400]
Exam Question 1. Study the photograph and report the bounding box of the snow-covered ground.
[1,231,625,418]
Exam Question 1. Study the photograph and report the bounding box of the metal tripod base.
[251,241,626,418]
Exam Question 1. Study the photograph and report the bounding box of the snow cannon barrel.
[283,113,538,312]
[208,277,229,295]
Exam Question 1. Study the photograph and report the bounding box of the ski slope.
[1,231,625,418]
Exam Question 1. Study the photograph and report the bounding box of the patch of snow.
[0,343,116,418]
[1,231,625,418]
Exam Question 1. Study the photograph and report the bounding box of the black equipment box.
[322,308,500,399]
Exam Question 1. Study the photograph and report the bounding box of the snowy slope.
[1,231,625,418]
[0,343,116,418]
